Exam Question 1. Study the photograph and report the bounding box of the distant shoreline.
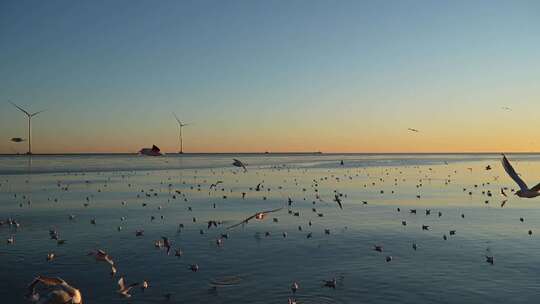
[0,152,324,156]
[0,151,537,156]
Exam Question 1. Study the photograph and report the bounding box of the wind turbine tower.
[10,101,45,155]
[173,112,189,154]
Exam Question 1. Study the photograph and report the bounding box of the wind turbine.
[172,112,189,154]
[9,101,45,155]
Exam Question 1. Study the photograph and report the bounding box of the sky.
[1,0,539,154]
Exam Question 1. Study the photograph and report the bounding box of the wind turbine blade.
[172,112,181,124]
[31,110,46,117]
[9,101,31,116]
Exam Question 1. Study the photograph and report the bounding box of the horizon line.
[0,151,537,156]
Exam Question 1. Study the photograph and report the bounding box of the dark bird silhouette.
[232,159,247,172]
[333,194,343,209]
[227,208,283,229]
[502,154,540,198]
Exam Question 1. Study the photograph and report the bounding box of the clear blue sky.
[1,0,539,153]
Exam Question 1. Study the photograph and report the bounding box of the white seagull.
[502,154,540,198]
[117,277,139,298]
[27,276,82,304]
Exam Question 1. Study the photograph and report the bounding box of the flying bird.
[88,249,116,275]
[227,208,283,229]
[407,128,419,133]
[322,278,337,289]
[232,159,247,172]
[207,220,218,229]
[162,237,172,255]
[209,181,223,189]
[117,277,139,298]
[27,276,82,304]
[501,154,540,198]
[333,194,343,209]
[88,249,114,265]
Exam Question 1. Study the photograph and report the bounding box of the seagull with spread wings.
[88,249,116,276]
[162,236,172,255]
[333,194,343,209]
[502,154,540,198]
[27,276,82,304]
[117,277,139,298]
[88,249,114,265]
[227,208,283,230]
[233,159,247,172]
[209,181,223,189]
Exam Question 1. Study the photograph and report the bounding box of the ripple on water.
[209,275,243,287]
[294,294,346,304]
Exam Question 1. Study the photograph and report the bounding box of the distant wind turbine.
[173,112,189,154]
[9,101,45,155]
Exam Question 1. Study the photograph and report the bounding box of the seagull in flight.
[162,236,172,255]
[227,208,283,229]
[27,276,82,304]
[333,194,343,209]
[209,181,223,189]
[502,154,540,198]
[88,249,114,265]
[407,128,419,133]
[501,106,512,111]
[232,159,247,172]
[88,249,116,275]
[117,277,139,298]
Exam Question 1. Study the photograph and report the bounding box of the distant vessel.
[139,145,163,156]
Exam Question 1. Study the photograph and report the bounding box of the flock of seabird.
[0,154,537,303]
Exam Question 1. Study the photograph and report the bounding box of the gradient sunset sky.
[1,0,539,154]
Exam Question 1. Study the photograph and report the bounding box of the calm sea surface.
[1,153,540,303]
